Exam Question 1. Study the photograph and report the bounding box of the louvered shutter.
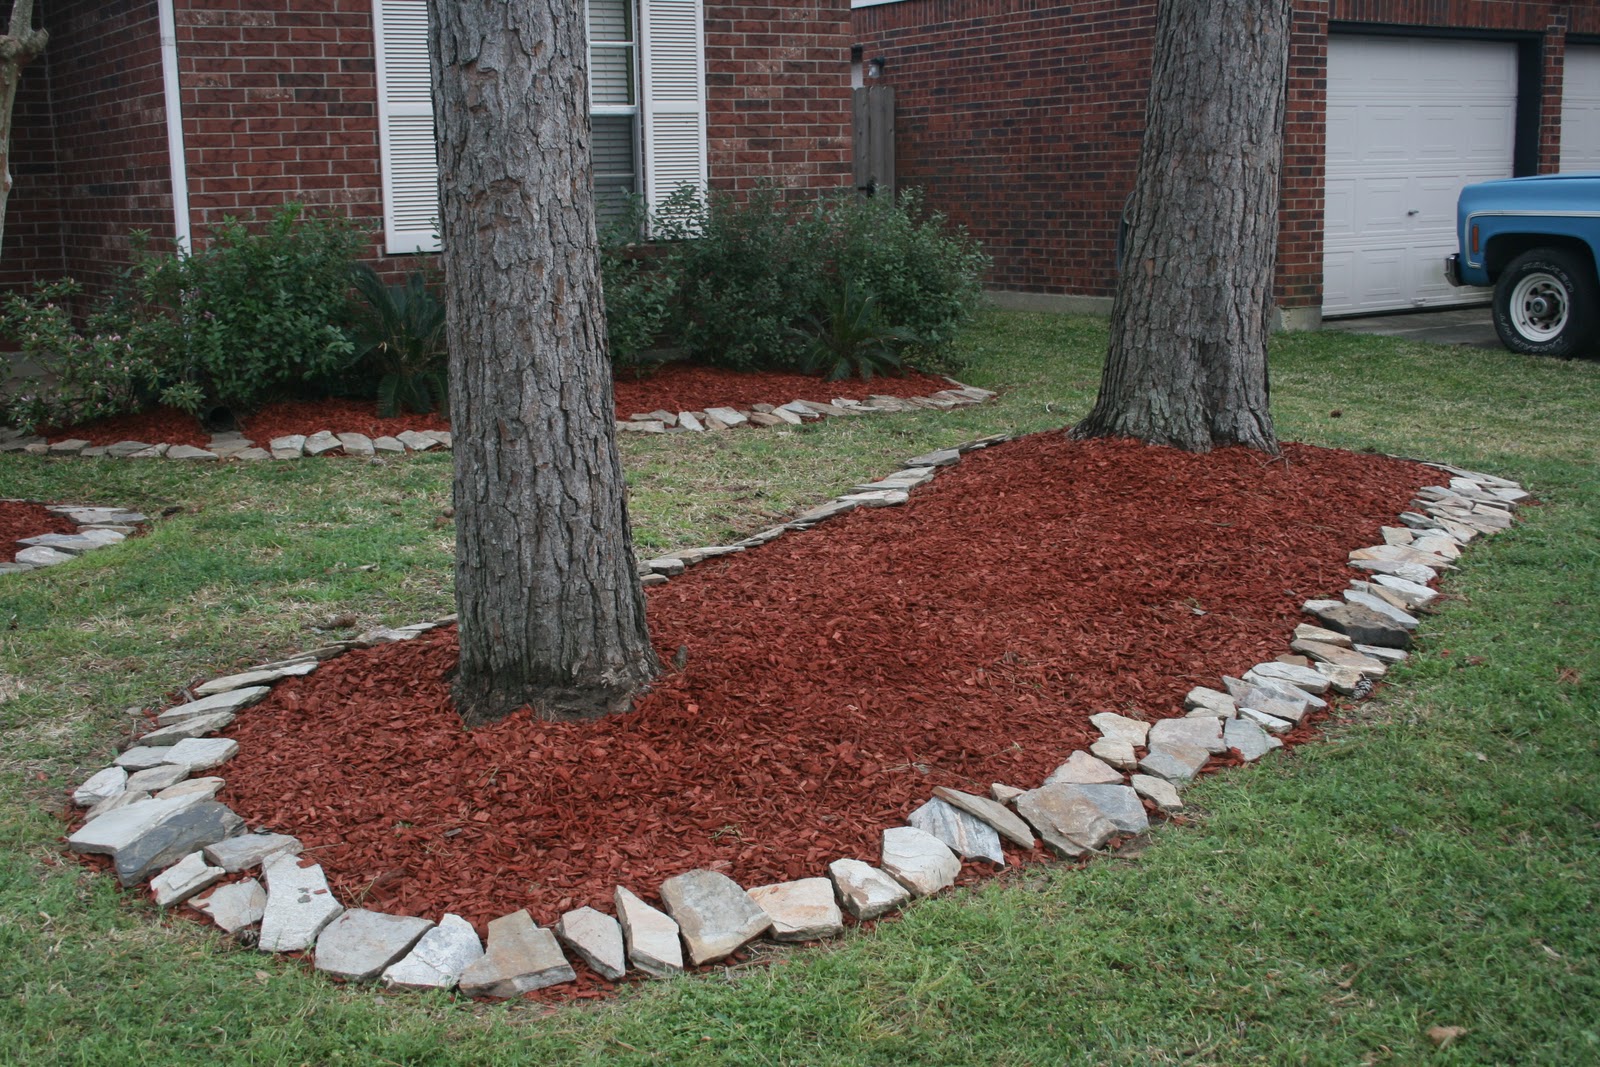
[639,0,707,222]
[373,0,439,254]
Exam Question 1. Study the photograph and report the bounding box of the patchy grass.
[2,310,1598,1064]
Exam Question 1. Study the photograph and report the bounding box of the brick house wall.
[1,0,855,296]
[854,0,1600,315]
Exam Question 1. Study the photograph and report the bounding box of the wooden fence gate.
[852,85,895,199]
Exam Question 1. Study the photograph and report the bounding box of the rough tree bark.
[430,0,659,727]
[0,0,48,257]
[1073,0,1288,454]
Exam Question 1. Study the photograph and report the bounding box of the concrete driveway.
[1324,306,1501,348]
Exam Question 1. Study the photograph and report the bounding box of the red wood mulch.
[204,434,1432,954]
[1,501,77,562]
[40,366,956,449]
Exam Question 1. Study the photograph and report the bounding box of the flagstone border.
[59,442,1528,997]
[1,501,152,575]
[0,381,997,462]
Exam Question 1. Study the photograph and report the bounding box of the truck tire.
[1491,248,1600,357]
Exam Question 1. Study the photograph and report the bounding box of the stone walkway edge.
[61,438,1527,998]
[0,379,996,462]
[1,501,152,576]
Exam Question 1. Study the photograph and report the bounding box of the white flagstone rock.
[931,786,1035,849]
[73,766,128,807]
[383,913,485,990]
[150,852,225,907]
[1067,784,1150,835]
[660,869,774,965]
[114,745,177,771]
[166,445,219,462]
[458,910,574,997]
[827,858,911,920]
[747,878,844,942]
[1244,661,1333,696]
[335,433,375,458]
[111,801,245,886]
[18,533,102,554]
[1138,742,1209,784]
[676,411,705,432]
[1349,558,1437,585]
[1304,601,1412,649]
[881,826,961,897]
[1350,543,1454,570]
[838,489,910,507]
[155,685,272,726]
[1015,782,1115,856]
[1411,534,1462,559]
[614,886,683,977]
[1381,525,1415,546]
[703,406,749,427]
[269,435,307,457]
[136,711,236,747]
[1291,639,1388,676]
[125,764,191,792]
[1130,774,1183,812]
[15,545,74,567]
[195,661,317,696]
[905,448,960,467]
[792,499,858,525]
[1224,677,1314,724]
[420,430,451,449]
[164,736,240,773]
[1147,717,1225,754]
[554,906,627,980]
[990,783,1025,804]
[1089,712,1150,746]
[1293,622,1354,648]
[190,877,267,935]
[204,832,303,873]
[1090,738,1138,771]
[396,430,437,451]
[259,854,344,953]
[1345,588,1421,629]
[908,797,1004,865]
[83,789,151,824]
[315,909,435,982]
[1239,706,1294,734]
[1354,643,1408,665]
[303,431,341,456]
[1183,687,1237,717]
[1370,573,1439,609]
[1044,750,1124,786]
[155,776,225,802]
[372,435,406,454]
[1224,718,1282,762]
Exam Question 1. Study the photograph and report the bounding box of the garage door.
[1322,36,1517,315]
[1562,45,1600,171]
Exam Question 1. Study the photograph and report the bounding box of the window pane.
[592,114,638,227]
[591,45,635,106]
[588,0,631,43]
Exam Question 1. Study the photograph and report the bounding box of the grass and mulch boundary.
[1,311,1597,1064]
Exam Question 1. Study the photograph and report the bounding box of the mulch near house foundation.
[39,366,955,448]
[1,502,77,562]
[213,434,1433,940]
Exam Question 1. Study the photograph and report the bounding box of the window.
[373,0,707,255]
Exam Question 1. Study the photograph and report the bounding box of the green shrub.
[347,263,448,416]
[599,198,678,370]
[794,280,921,381]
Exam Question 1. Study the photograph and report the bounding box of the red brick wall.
[0,0,171,292]
[855,0,1597,311]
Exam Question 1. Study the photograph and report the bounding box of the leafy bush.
[599,198,679,370]
[347,264,448,416]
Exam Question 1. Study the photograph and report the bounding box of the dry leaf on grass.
[1426,1025,1467,1048]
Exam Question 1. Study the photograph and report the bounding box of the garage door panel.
[1562,46,1600,171]
[1353,178,1410,233]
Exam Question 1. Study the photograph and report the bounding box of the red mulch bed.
[1,501,77,562]
[41,366,957,449]
[198,435,1432,955]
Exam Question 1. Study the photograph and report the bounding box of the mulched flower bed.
[38,366,956,449]
[1,501,77,562]
[213,434,1434,939]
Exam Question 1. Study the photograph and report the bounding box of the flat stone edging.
[0,380,996,462]
[60,445,1528,996]
[2,501,152,575]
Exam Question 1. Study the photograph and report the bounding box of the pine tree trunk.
[431,0,660,727]
[0,0,48,258]
[1073,0,1288,454]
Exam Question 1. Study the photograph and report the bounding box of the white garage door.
[1562,45,1600,171]
[1322,36,1517,315]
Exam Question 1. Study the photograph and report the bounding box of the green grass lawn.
[2,311,1597,1065]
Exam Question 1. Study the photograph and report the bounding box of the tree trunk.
[0,0,49,258]
[1073,0,1288,454]
[430,0,660,727]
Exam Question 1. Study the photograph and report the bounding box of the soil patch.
[41,366,955,448]
[1,501,77,562]
[211,435,1432,941]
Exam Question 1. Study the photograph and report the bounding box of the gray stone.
[114,746,176,771]
[1239,706,1294,734]
[112,801,245,886]
[270,434,307,458]
[315,909,434,981]
[1344,588,1421,629]
[15,545,74,567]
[1224,718,1282,762]
[72,766,128,807]
[1350,543,1454,570]
[195,662,317,696]
[0,561,35,574]
[259,854,344,952]
[676,411,705,432]
[47,438,90,454]
[335,433,375,458]
[908,797,1005,865]
[164,736,240,773]
[150,852,226,907]
[154,685,272,726]
[125,764,191,792]
[791,499,858,525]
[204,832,303,873]
[1069,784,1150,835]
[1183,687,1237,717]
[746,412,785,427]
[372,435,406,454]
[703,406,749,427]
[617,419,668,433]
[769,405,804,425]
[396,430,437,451]
[17,533,101,554]
[1089,712,1150,746]
[382,913,484,990]
[881,825,961,897]
[1293,622,1354,648]
[1137,742,1209,784]
[83,790,152,824]
[931,787,1035,849]
[644,556,686,576]
[420,430,451,449]
[990,783,1025,804]
[827,858,911,920]
[1381,525,1415,546]
[1015,782,1115,855]
[905,448,960,467]
[554,907,626,980]
[190,877,267,935]
[233,447,272,461]
[747,878,844,942]
[104,440,153,458]
[1147,717,1225,754]
[659,869,773,965]
[1089,738,1138,771]
[838,489,910,507]
[167,445,219,462]
[1130,774,1184,812]
[1349,558,1438,585]
[1044,750,1124,785]
[303,431,341,456]
[1411,534,1463,559]
[614,886,683,976]
[1371,573,1440,609]
[1305,600,1413,649]
[1354,643,1409,665]
[136,711,236,747]
[1291,639,1388,677]
[1245,661,1333,695]
[125,444,170,459]
[155,776,225,802]
[457,911,575,997]
[1223,677,1314,724]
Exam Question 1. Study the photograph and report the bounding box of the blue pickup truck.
[1445,173,1600,357]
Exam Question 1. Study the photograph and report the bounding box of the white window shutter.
[373,0,440,254]
[640,0,708,220]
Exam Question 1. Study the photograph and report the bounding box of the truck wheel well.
[1485,234,1598,281]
